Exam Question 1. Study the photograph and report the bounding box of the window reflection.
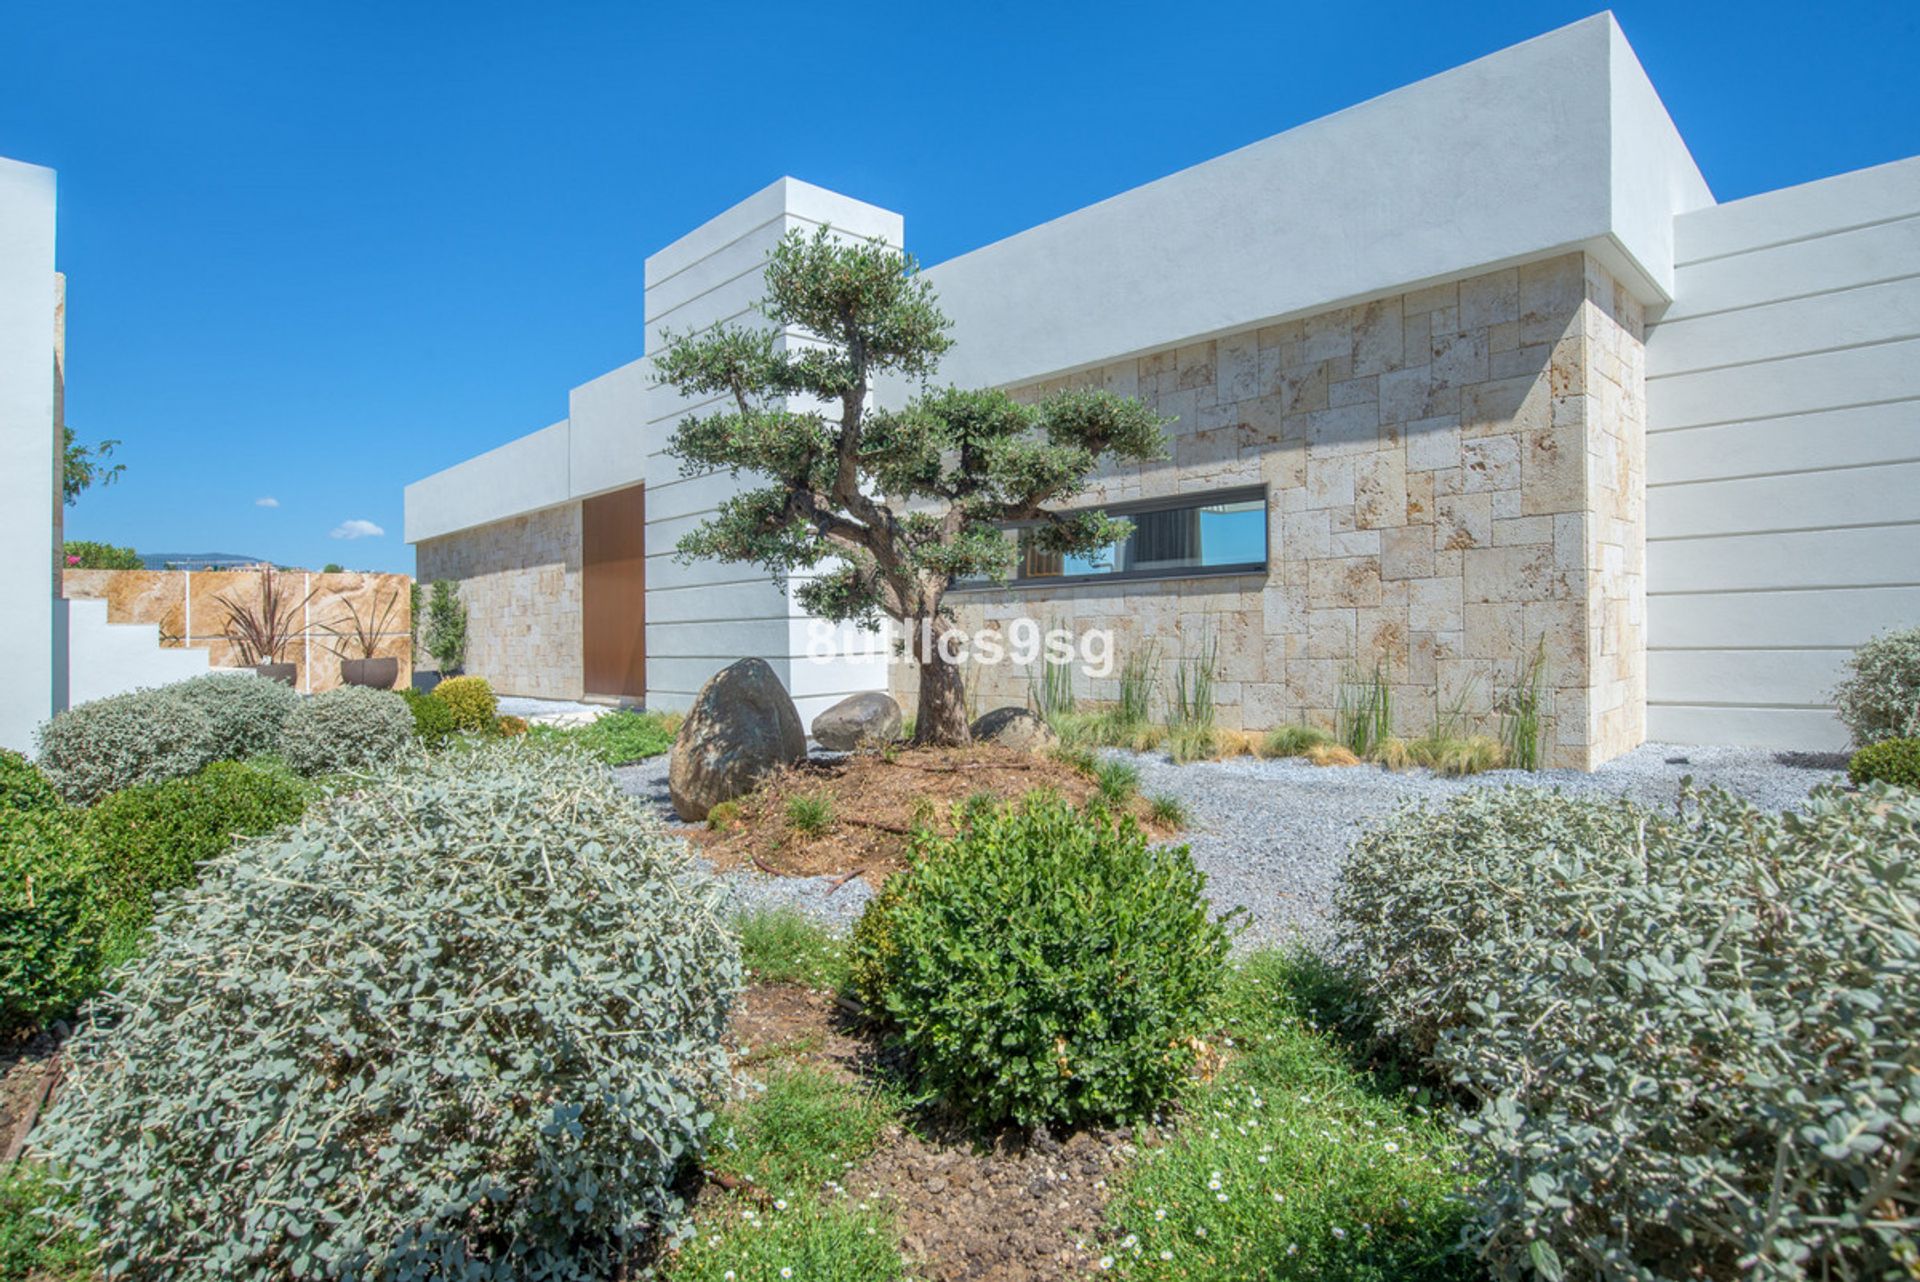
[1016,492,1266,582]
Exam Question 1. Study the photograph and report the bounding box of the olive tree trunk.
[910,621,972,747]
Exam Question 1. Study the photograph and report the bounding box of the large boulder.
[669,658,807,821]
[969,706,1059,753]
[811,691,904,751]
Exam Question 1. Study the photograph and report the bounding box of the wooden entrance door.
[582,485,646,700]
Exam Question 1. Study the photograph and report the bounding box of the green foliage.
[1261,724,1335,758]
[712,1065,893,1195]
[431,674,497,732]
[278,685,413,776]
[173,671,303,761]
[83,760,309,970]
[422,579,468,672]
[655,226,1166,741]
[1117,641,1160,729]
[1494,641,1551,770]
[1146,793,1188,826]
[706,799,741,831]
[62,539,140,569]
[1336,661,1394,759]
[0,807,98,1034]
[61,426,124,507]
[1107,951,1475,1281]
[1849,736,1920,789]
[37,744,740,1281]
[526,709,681,765]
[1093,757,1140,805]
[666,1198,910,1282]
[1031,617,1077,723]
[1338,784,1920,1281]
[321,562,344,574]
[0,748,62,814]
[784,792,835,836]
[1169,632,1219,734]
[36,686,217,805]
[1166,722,1219,765]
[399,688,457,748]
[0,1166,95,1281]
[736,907,848,990]
[853,795,1232,1128]
[408,580,422,647]
[1833,624,1920,746]
[495,713,528,736]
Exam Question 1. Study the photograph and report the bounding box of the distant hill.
[138,552,265,570]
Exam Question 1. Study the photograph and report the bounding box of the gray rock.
[811,691,903,751]
[969,706,1059,753]
[668,658,806,821]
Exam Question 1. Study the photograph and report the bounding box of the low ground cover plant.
[173,671,302,761]
[35,686,217,804]
[1832,624,1920,745]
[711,1064,895,1195]
[667,1198,910,1282]
[35,744,740,1281]
[1107,950,1475,1281]
[526,708,681,764]
[736,906,850,990]
[1338,783,1920,1281]
[853,794,1232,1129]
[277,684,413,775]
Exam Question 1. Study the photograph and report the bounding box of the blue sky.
[4,1,1916,574]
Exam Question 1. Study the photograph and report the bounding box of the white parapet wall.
[0,156,60,755]
[1644,156,1920,750]
[62,599,210,708]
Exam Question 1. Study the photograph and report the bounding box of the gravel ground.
[616,741,1845,946]
[612,757,875,930]
[1113,740,1847,950]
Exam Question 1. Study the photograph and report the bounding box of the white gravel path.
[616,742,1846,945]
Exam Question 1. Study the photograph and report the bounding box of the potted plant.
[214,566,313,686]
[322,589,402,689]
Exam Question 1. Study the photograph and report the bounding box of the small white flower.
[774,1198,788,1210]
[1098,1257,1114,1271]
[781,1269,793,1279]
[1160,1249,1173,1261]
[1215,1192,1228,1203]
[1383,1141,1401,1153]
[1332,1226,1347,1239]
[1154,1208,1167,1221]
[1195,1225,1208,1238]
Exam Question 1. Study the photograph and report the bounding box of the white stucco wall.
[908,12,1708,398]
[0,156,59,755]
[1644,156,1920,749]
[63,599,209,707]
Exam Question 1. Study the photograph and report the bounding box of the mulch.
[685,743,1177,888]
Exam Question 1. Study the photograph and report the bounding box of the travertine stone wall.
[415,502,582,700]
[62,568,412,693]
[892,252,1646,768]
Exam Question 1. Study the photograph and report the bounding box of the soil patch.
[1,1027,64,1161]
[708,984,1133,1280]
[689,744,1173,887]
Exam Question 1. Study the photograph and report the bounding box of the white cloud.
[255,496,279,508]
[329,518,385,540]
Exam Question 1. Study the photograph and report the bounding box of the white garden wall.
[1644,156,1920,749]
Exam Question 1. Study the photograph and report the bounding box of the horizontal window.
[973,487,1268,590]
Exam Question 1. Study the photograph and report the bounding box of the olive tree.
[655,228,1167,745]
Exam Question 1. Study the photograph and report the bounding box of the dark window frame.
[951,485,1270,595]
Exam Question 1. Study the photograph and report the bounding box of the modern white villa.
[404,12,1919,766]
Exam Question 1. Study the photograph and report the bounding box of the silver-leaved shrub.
[36,743,741,1280]
[1338,784,1920,1282]
[1832,625,1920,746]
[278,684,414,775]
[174,670,304,760]
[35,685,218,804]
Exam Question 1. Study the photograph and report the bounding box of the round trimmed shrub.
[37,743,740,1280]
[1849,736,1920,790]
[1339,784,1920,1282]
[35,687,217,804]
[83,761,310,968]
[433,674,498,733]
[853,795,1231,1129]
[0,806,98,1033]
[399,688,456,748]
[1833,625,1920,746]
[0,749,62,814]
[278,686,413,776]
[173,672,303,761]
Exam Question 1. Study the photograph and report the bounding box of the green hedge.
[400,688,458,748]
[0,807,100,1034]
[853,794,1231,1129]
[1849,736,1920,790]
[279,686,413,776]
[0,749,62,815]
[1338,784,1920,1281]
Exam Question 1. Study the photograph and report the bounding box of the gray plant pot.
[340,657,400,689]
[254,663,297,686]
